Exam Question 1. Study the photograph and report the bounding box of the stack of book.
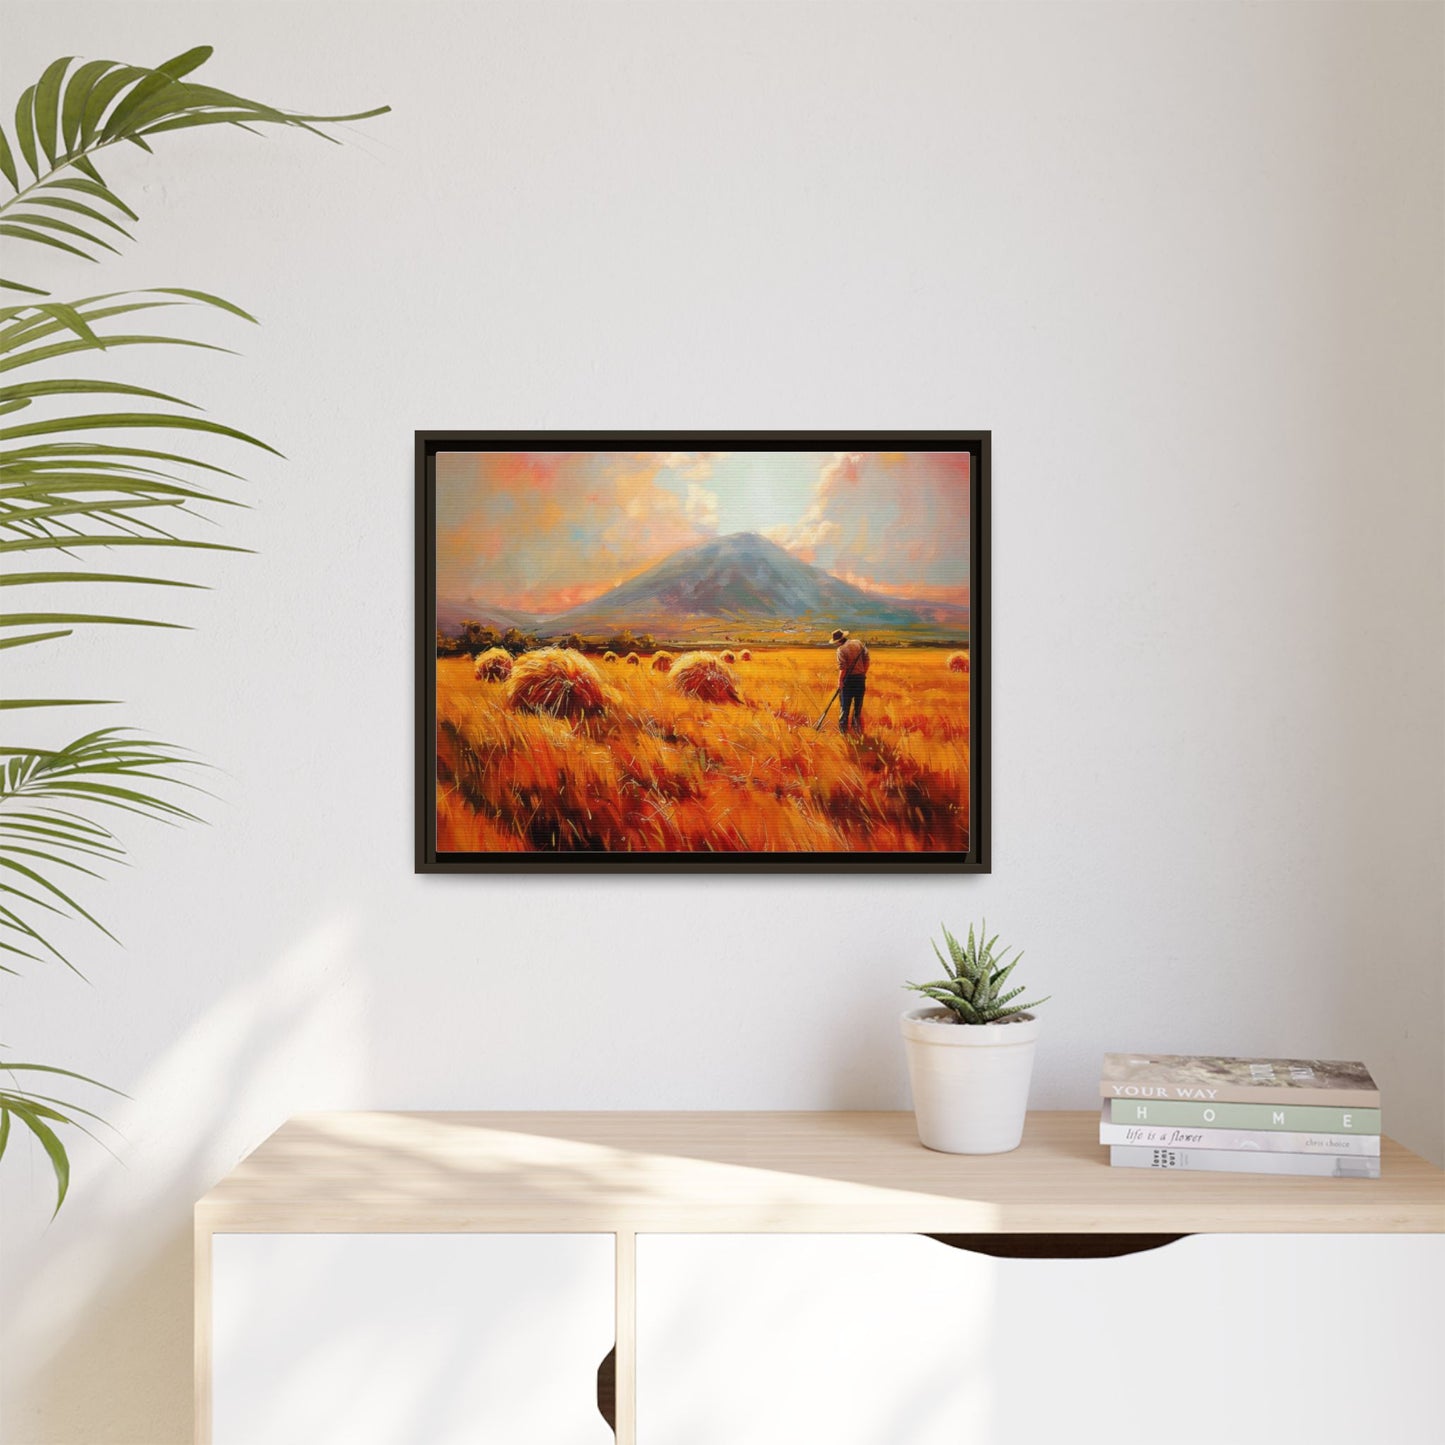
[1099,1053,1381,1178]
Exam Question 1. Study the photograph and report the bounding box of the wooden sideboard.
[195,1110,1445,1444]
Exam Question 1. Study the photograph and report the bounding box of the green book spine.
[1108,1098,1381,1133]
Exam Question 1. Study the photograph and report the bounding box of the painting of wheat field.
[418,435,988,869]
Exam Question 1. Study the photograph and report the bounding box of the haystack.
[720,649,736,664]
[473,647,513,681]
[625,652,641,666]
[947,651,970,674]
[603,650,618,663]
[651,651,674,673]
[669,651,740,703]
[507,647,608,719]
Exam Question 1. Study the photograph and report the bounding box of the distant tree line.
[441,621,543,656]
[437,623,660,658]
[435,624,969,658]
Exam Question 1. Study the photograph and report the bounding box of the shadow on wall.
[4,916,365,1445]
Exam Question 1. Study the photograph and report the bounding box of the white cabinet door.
[636,1233,1445,1445]
[638,1234,989,1445]
[212,1233,614,1445]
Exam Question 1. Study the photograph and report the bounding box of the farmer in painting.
[831,627,870,734]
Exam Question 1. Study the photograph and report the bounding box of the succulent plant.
[906,922,1050,1024]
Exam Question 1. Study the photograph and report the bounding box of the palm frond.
[1,47,388,294]
[0,44,385,1214]
[0,729,202,973]
[0,288,261,664]
[0,1059,126,1213]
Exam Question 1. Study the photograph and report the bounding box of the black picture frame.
[416,431,990,872]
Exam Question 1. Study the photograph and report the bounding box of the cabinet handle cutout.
[924,1233,1189,1259]
[596,1344,616,1434]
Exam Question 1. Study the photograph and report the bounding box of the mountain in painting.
[536,532,967,643]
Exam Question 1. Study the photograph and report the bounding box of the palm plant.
[0,46,386,1210]
[906,922,1050,1025]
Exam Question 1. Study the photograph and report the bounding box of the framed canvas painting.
[415,432,989,871]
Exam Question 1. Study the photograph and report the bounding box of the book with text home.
[1108,1099,1380,1133]
[1099,1054,1378,1107]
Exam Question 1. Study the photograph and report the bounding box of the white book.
[1110,1145,1380,1179]
[1097,1104,1379,1156]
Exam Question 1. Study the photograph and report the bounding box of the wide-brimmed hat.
[830,629,848,644]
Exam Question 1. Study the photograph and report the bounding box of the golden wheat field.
[435,647,970,854]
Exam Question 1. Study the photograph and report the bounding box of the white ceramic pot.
[900,1006,1041,1154]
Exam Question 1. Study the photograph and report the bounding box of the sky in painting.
[435,450,970,616]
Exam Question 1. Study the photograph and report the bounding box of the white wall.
[3,2,1441,1441]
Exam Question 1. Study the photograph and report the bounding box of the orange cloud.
[437,450,720,615]
[837,570,971,607]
